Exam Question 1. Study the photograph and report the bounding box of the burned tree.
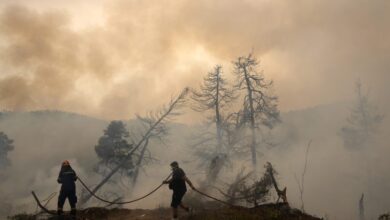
[233,53,280,168]
[241,170,273,206]
[191,65,235,184]
[130,137,150,187]
[221,110,249,156]
[94,121,134,177]
[243,162,287,206]
[217,168,254,204]
[359,193,365,220]
[266,162,288,204]
[192,65,235,154]
[340,80,383,150]
[379,213,390,220]
[0,132,14,168]
[79,88,188,206]
[202,110,248,185]
[129,106,173,189]
[219,162,286,207]
[340,80,383,206]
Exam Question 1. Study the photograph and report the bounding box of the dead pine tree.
[79,88,189,207]
[340,79,384,150]
[217,167,273,207]
[130,137,150,188]
[339,80,383,201]
[244,167,274,207]
[130,106,174,189]
[216,168,254,204]
[359,193,365,220]
[266,162,288,204]
[221,110,248,155]
[294,140,312,212]
[233,53,280,169]
[191,65,235,184]
[218,163,286,207]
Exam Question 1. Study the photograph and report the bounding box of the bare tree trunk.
[205,67,225,185]
[205,154,226,184]
[215,69,222,154]
[79,89,188,206]
[243,66,257,168]
[131,138,149,187]
[359,193,365,220]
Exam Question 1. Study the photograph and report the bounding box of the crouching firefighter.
[57,160,78,217]
[163,161,195,220]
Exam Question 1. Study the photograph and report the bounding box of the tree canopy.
[95,120,134,177]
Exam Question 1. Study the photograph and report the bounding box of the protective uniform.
[57,161,78,216]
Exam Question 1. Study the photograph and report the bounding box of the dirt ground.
[9,203,323,220]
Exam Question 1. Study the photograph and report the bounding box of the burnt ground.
[9,203,323,220]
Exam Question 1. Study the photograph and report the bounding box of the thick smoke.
[0,0,389,219]
[0,0,389,118]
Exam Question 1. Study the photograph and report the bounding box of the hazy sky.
[0,0,389,120]
[0,2,389,218]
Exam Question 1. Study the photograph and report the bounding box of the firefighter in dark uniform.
[163,161,195,220]
[57,160,78,217]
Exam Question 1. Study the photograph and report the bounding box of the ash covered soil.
[10,203,322,220]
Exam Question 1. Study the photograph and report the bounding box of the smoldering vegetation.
[0,90,389,219]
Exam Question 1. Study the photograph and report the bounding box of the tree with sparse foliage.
[0,132,14,168]
[80,88,188,206]
[340,80,384,150]
[129,109,172,188]
[95,121,134,177]
[192,65,235,154]
[242,169,273,206]
[221,110,248,156]
[233,53,280,168]
[192,65,235,184]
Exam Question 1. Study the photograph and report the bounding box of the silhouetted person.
[57,160,78,218]
[163,161,195,220]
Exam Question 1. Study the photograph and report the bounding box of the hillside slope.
[10,204,322,220]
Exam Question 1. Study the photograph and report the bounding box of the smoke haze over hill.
[0,1,389,219]
[0,105,389,219]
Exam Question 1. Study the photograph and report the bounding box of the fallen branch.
[42,192,57,208]
[266,162,288,204]
[31,191,57,215]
